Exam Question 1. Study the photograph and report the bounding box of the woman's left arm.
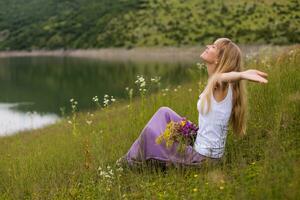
[217,69,268,84]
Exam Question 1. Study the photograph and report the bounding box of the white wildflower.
[150,76,161,83]
[116,167,123,172]
[135,75,147,94]
[92,96,99,102]
[196,62,205,70]
[110,96,116,102]
[86,120,92,125]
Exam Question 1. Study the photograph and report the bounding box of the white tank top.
[193,83,233,158]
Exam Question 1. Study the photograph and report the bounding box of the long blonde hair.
[200,38,248,136]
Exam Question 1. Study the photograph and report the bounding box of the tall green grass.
[0,45,299,199]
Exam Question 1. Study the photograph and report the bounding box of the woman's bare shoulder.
[213,83,230,103]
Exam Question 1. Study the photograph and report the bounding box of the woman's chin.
[200,55,207,63]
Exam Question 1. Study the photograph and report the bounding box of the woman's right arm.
[215,69,268,85]
[240,69,268,83]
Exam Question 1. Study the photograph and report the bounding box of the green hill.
[0,0,299,50]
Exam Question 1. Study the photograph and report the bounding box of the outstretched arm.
[216,70,268,85]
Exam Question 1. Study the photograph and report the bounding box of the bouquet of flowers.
[155,117,199,154]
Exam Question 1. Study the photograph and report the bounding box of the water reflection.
[0,103,59,136]
[0,56,203,136]
[0,56,201,114]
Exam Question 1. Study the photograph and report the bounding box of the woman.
[116,38,268,168]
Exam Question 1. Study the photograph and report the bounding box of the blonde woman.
[117,38,268,168]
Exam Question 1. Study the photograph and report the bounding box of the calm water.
[0,56,202,136]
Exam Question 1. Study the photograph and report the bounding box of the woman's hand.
[241,69,268,83]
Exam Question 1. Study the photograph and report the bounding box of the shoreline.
[0,45,284,63]
[0,47,202,63]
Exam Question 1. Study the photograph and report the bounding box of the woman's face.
[200,41,220,65]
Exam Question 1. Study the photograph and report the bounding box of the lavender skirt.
[122,106,213,168]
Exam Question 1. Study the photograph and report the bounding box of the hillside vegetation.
[0,46,299,199]
[0,0,299,50]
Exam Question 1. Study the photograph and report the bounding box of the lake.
[0,56,203,136]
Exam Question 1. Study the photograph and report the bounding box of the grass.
[0,45,299,199]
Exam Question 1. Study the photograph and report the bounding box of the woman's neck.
[206,63,217,78]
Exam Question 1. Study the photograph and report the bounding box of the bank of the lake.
[0,45,286,63]
[0,46,299,199]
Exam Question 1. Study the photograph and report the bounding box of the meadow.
[0,45,299,199]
